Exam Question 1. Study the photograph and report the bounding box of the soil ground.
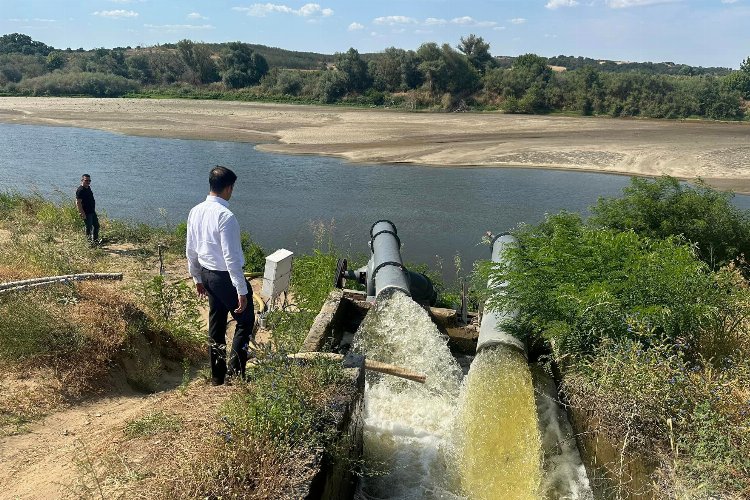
[0,242,271,499]
[1,97,750,192]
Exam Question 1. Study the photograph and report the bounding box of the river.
[2,123,748,277]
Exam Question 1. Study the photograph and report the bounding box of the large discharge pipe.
[368,220,411,299]
[336,220,437,306]
[476,233,526,357]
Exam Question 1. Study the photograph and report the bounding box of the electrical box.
[261,248,294,305]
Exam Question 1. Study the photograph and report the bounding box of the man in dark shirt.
[75,174,100,244]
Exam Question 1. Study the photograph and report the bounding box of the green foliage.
[591,176,750,270]
[0,192,94,275]
[0,33,53,56]
[124,410,182,438]
[134,275,204,343]
[18,71,139,97]
[485,212,722,358]
[482,200,750,496]
[0,33,743,119]
[316,69,348,103]
[221,42,268,89]
[457,34,494,74]
[221,351,348,449]
[266,310,317,353]
[335,47,371,93]
[240,232,266,273]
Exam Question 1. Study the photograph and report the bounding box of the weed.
[124,410,182,439]
[0,291,85,362]
[133,275,204,346]
[241,231,266,273]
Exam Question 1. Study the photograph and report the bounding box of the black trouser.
[200,267,254,383]
[84,212,99,241]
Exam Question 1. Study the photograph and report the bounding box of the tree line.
[1,32,748,120]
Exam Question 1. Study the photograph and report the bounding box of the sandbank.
[1,97,749,192]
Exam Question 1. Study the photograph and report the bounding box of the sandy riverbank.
[1,97,750,192]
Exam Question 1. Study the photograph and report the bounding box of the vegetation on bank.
[2,32,749,120]
[0,191,358,497]
[4,176,750,496]
[480,177,750,498]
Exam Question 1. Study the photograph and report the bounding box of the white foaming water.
[353,290,593,499]
[354,291,464,499]
[533,365,594,499]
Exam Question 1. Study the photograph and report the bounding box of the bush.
[18,71,139,97]
[241,232,266,273]
[482,212,722,359]
[134,275,204,344]
[221,351,348,448]
[591,176,750,270]
[481,208,750,497]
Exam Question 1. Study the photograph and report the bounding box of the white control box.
[261,248,294,305]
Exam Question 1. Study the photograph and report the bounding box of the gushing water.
[353,290,592,499]
[456,347,542,499]
[354,291,463,498]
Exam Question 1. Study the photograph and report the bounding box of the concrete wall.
[298,289,366,500]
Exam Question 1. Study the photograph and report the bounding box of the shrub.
[18,71,139,97]
[240,232,266,273]
[221,351,348,448]
[482,212,719,359]
[591,176,750,270]
[134,275,204,344]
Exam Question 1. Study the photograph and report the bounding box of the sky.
[2,1,749,69]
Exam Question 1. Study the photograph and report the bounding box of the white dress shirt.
[186,195,248,296]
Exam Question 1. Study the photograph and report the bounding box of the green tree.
[369,47,404,91]
[334,47,370,92]
[46,51,65,71]
[126,53,155,84]
[0,33,54,56]
[177,39,219,84]
[221,42,268,89]
[457,34,494,74]
[590,176,750,270]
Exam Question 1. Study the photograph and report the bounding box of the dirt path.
[1,97,750,192]
[0,385,157,498]
[0,236,271,499]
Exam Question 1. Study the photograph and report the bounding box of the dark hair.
[209,165,237,192]
[81,174,91,179]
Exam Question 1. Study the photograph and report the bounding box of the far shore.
[1,97,750,193]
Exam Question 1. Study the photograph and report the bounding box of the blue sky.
[2,1,748,68]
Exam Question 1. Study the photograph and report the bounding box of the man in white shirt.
[186,165,254,386]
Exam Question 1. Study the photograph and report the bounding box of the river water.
[2,123,748,275]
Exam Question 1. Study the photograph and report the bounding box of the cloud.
[510,17,527,24]
[424,17,447,26]
[233,3,333,17]
[546,0,579,8]
[450,16,498,27]
[373,15,418,25]
[348,22,364,31]
[605,0,680,7]
[721,0,738,3]
[187,12,207,20]
[144,24,215,32]
[92,10,139,18]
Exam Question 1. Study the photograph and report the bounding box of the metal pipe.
[476,233,527,358]
[368,220,411,300]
